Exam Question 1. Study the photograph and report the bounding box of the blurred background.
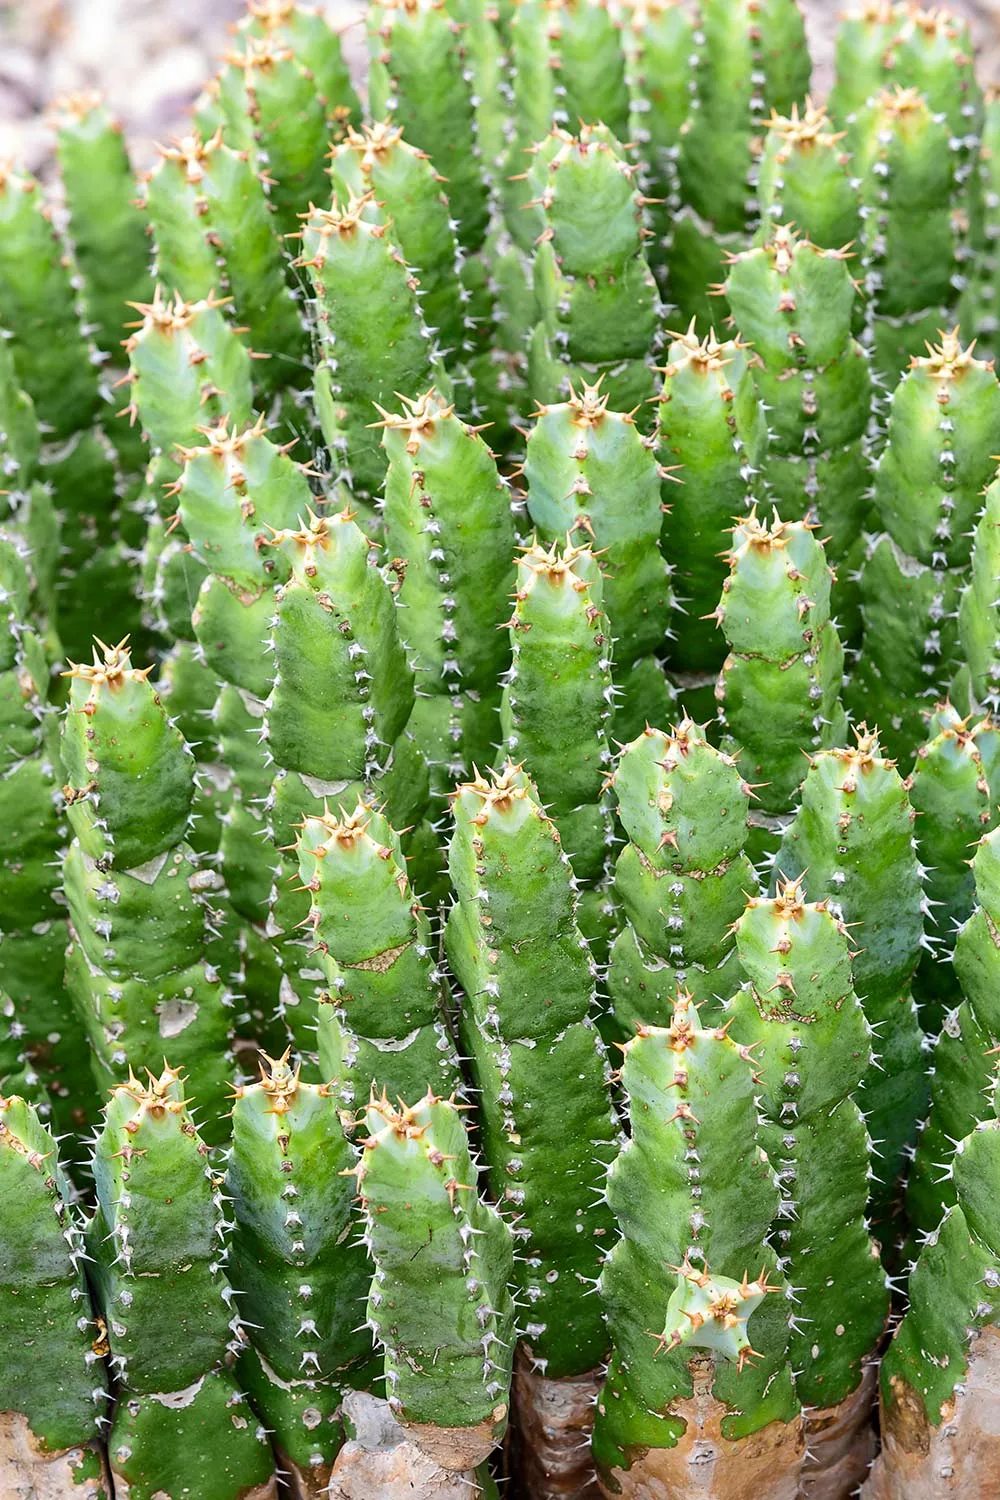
[1,0,1000,171]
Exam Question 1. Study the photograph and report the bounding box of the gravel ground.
[0,0,999,172]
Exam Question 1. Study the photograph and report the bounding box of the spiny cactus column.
[89,1068,277,1500]
[728,880,889,1492]
[607,720,758,1033]
[0,1093,109,1499]
[296,802,458,1104]
[503,0,629,234]
[978,86,1000,352]
[670,0,810,330]
[299,195,435,512]
[51,92,153,363]
[227,1052,376,1496]
[715,513,846,831]
[340,1093,515,1493]
[657,326,768,685]
[724,224,873,638]
[957,467,1000,712]
[523,381,675,738]
[446,765,617,1495]
[236,0,361,129]
[263,509,432,1048]
[776,730,925,1220]
[619,0,694,293]
[142,129,308,410]
[0,533,94,1126]
[60,641,238,1132]
[868,1064,1000,1500]
[526,125,660,413]
[757,102,862,252]
[380,388,515,788]
[498,541,614,907]
[907,825,1000,1241]
[851,332,1000,761]
[592,990,800,1497]
[853,87,965,380]
[907,706,1000,1030]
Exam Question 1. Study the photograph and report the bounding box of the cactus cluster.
[9,1,1000,1497]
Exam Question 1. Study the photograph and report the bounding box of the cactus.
[89,1066,276,1500]
[525,125,660,413]
[51,93,154,362]
[354,1092,516,1468]
[380,388,515,787]
[656,326,768,680]
[227,1051,376,1494]
[60,641,237,1129]
[299,195,436,508]
[851,331,1000,761]
[0,1093,109,1497]
[957,467,1000,713]
[775,729,925,1217]
[715,512,847,823]
[237,0,361,129]
[727,879,889,1486]
[607,720,757,1032]
[445,766,617,1382]
[869,1063,1000,1500]
[756,101,862,252]
[907,705,1000,1030]
[592,990,800,1493]
[142,130,308,408]
[670,0,810,329]
[296,802,459,1104]
[827,1,899,131]
[724,224,873,636]
[907,824,1000,1241]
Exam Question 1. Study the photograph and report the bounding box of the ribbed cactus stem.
[728,878,888,1486]
[756,101,861,251]
[656,325,768,679]
[607,719,757,1030]
[776,728,925,1217]
[296,801,459,1104]
[0,1092,109,1499]
[90,1066,276,1500]
[237,0,361,128]
[593,990,800,1493]
[957,468,1000,713]
[227,1051,376,1495]
[715,511,847,821]
[354,1093,516,1465]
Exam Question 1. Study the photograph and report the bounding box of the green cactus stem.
[670,0,810,330]
[379,388,515,788]
[356,1092,516,1464]
[607,719,758,1032]
[592,990,800,1490]
[727,879,888,1481]
[957,466,1000,713]
[827,1,899,132]
[297,802,458,1105]
[853,86,966,380]
[907,824,1000,1240]
[0,1093,109,1498]
[656,326,768,680]
[51,92,154,362]
[775,729,926,1218]
[503,0,629,245]
[714,511,847,822]
[756,101,862,252]
[299,194,435,508]
[89,1066,277,1500]
[498,541,614,889]
[238,0,361,129]
[869,1063,1000,1500]
[142,130,308,406]
[446,764,617,1384]
[227,1051,376,1493]
[0,532,95,1127]
[60,641,237,1128]
[526,125,660,414]
[851,331,1000,761]
[907,705,1000,1031]
[724,223,873,641]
